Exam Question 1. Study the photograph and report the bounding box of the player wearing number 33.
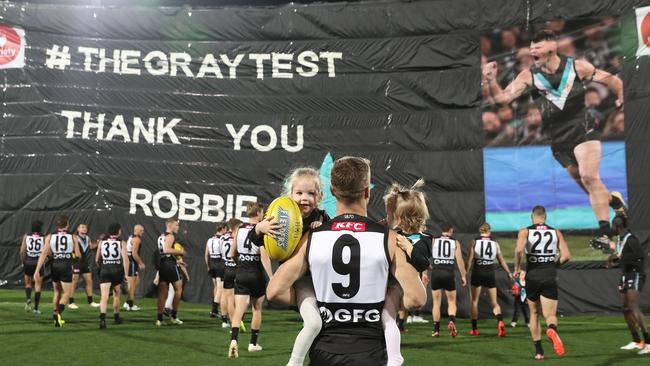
[514,205,571,360]
[267,156,426,366]
[34,215,81,327]
[96,223,129,329]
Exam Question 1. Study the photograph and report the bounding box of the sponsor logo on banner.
[0,24,25,69]
[636,6,650,57]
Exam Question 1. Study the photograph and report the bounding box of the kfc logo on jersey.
[636,6,650,57]
[331,221,366,232]
[0,25,25,69]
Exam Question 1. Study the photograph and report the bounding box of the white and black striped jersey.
[220,232,236,268]
[100,236,123,266]
[157,232,175,260]
[525,224,559,271]
[50,230,74,261]
[236,224,260,269]
[431,235,456,270]
[126,235,137,257]
[308,214,389,353]
[473,236,498,271]
[206,235,222,260]
[25,233,44,259]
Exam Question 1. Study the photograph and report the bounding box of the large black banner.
[0,1,483,303]
[1,0,650,308]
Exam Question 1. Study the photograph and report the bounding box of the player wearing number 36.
[514,205,571,360]
[267,156,426,366]
[34,215,82,327]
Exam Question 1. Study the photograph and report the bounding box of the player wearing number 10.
[34,215,82,327]
[96,223,129,329]
[267,156,426,366]
[515,205,571,360]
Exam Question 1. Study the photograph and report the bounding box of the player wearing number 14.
[96,223,130,329]
[514,205,571,360]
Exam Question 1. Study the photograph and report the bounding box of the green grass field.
[0,289,646,365]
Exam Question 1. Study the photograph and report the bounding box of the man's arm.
[482,61,532,105]
[514,229,528,274]
[163,235,184,256]
[266,234,310,305]
[204,241,210,267]
[132,238,145,268]
[34,235,52,280]
[466,240,475,274]
[121,241,130,279]
[390,230,427,309]
[455,240,467,287]
[73,235,81,260]
[95,241,101,266]
[557,230,571,265]
[230,228,239,262]
[495,242,513,280]
[260,247,273,279]
[20,234,27,264]
[575,59,623,107]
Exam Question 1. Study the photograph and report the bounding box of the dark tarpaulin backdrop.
[0,0,649,315]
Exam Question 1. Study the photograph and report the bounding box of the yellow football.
[263,197,303,261]
[173,243,184,261]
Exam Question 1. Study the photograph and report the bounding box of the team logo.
[0,25,25,69]
[636,6,650,57]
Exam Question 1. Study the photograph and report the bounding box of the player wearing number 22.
[34,215,82,327]
[96,223,130,329]
[514,205,570,360]
[267,156,426,366]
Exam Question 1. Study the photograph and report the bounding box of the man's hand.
[482,61,498,82]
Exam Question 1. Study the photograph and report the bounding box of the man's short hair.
[532,205,547,217]
[532,30,556,43]
[31,220,43,234]
[440,223,454,233]
[330,156,371,204]
[107,223,121,236]
[55,215,69,229]
[165,218,178,225]
[246,202,263,218]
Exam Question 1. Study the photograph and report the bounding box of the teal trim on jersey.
[319,152,374,219]
[408,233,422,242]
[532,57,574,99]
[486,205,619,232]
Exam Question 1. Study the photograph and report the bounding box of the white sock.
[383,307,404,366]
[383,284,404,366]
[165,285,174,309]
[287,281,321,366]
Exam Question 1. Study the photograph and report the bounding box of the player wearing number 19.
[96,223,130,329]
[514,205,570,360]
[20,220,45,314]
[34,215,82,327]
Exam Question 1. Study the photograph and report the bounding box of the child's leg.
[287,277,322,366]
[382,282,404,366]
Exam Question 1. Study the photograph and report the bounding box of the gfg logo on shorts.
[319,306,381,323]
[0,25,25,69]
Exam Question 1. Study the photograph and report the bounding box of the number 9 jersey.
[307,214,389,356]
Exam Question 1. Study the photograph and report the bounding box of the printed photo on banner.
[480,17,627,232]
